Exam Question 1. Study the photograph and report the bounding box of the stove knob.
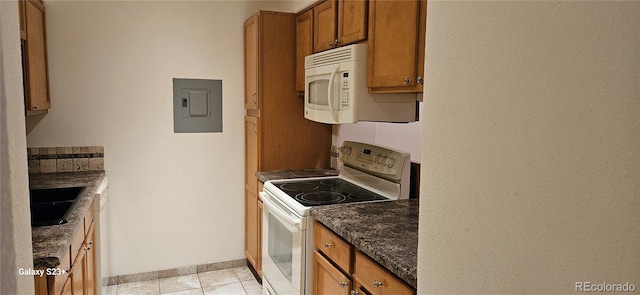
[342,146,352,156]
[386,157,395,168]
[379,155,388,165]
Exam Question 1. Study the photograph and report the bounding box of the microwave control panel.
[340,141,410,181]
[340,72,350,108]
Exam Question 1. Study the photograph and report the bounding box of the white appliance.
[304,44,418,124]
[259,141,411,295]
[94,177,110,295]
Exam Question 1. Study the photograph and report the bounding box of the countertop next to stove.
[310,199,419,289]
[255,168,339,183]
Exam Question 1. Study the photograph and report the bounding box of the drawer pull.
[340,281,348,289]
[324,242,333,249]
[374,280,384,289]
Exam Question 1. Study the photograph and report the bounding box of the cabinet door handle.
[373,280,384,289]
[251,92,257,105]
[324,242,333,249]
[340,281,349,289]
[417,75,424,84]
[351,291,360,295]
[334,39,341,47]
[327,41,334,48]
[403,77,412,85]
[252,122,257,134]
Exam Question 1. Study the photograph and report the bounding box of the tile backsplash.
[28,146,105,174]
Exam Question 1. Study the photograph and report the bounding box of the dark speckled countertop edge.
[311,200,419,289]
[256,169,339,183]
[29,171,105,269]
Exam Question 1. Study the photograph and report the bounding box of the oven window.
[308,80,329,108]
[268,214,294,282]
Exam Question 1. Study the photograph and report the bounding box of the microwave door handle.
[327,66,340,123]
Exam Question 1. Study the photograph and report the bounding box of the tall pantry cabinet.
[243,11,332,276]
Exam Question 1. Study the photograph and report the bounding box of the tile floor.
[105,266,262,295]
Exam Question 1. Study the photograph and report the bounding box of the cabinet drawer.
[314,222,352,273]
[354,251,415,295]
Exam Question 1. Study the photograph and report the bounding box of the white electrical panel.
[173,78,222,133]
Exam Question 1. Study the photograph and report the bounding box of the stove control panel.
[340,141,410,181]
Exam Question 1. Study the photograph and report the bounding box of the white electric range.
[259,141,411,295]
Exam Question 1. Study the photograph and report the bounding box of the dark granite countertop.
[29,171,105,269]
[256,168,339,183]
[310,199,419,289]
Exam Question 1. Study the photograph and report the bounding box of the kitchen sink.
[30,187,86,227]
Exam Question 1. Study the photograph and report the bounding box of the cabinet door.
[244,14,259,110]
[296,9,314,93]
[337,0,367,46]
[24,0,50,112]
[19,0,27,39]
[244,116,259,190]
[313,0,337,53]
[61,277,72,295]
[84,222,96,295]
[313,251,351,295]
[244,187,259,270]
[71,245,86,295]
[367,0,422,91]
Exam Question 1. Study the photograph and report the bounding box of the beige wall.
[337,102,424,163]
[26,1,289,276]
[419,1,640,294]
[0,0,35,293]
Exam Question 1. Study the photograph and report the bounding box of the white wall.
[419,2,640,294]
[0,0,35,293]
[27,1,288,276]
[337,102,424,163]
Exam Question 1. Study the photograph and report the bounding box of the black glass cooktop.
[273,178,388,206]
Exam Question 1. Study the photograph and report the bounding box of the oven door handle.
[260,192,304,230]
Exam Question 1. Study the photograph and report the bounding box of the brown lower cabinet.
[314,222,416,295]
[34,198,98,295]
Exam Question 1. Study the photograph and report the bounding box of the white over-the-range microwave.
[304,44,418,124]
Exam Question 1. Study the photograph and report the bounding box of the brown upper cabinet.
[296,0,368,93]
[367,0,426,93]
[314,0,367,53]
[296,9,314,94]
[313,0,337,53]
[244,14,260,110]
[20,0,51,115]
[337,0,368,47]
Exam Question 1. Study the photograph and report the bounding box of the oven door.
[260,191,306,295]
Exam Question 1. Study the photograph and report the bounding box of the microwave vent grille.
[305,46,356,68]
